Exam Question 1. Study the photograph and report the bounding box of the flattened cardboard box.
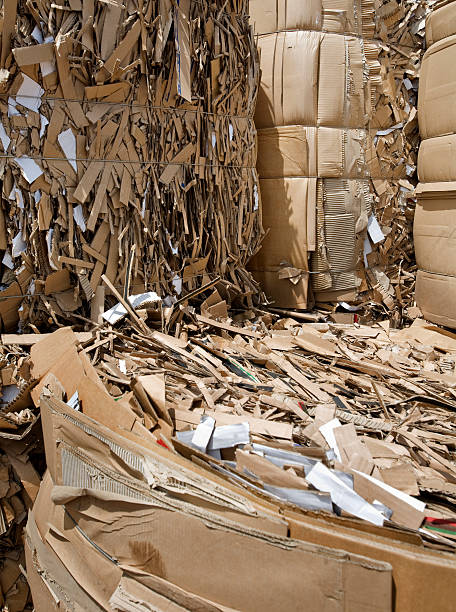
[287,510,456,612]
[249,0,368,36]
[248,177,314,308]
[257,126,369,179]
[29,395,394,612]
[249,0,322,33]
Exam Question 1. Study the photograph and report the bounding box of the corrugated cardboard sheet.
[248,178,315,308]
[26,393,394,612]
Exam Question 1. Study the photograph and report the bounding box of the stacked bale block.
[415,0,456,326]
[248,0,378,308]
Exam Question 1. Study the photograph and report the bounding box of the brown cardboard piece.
[32,394,393,612]
[287,510,456,612]
[249,178,312,308]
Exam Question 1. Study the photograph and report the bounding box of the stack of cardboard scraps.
[0,339,42,611]
[415,0,456,327]
[2,307,456,609]
[0,0,263,333]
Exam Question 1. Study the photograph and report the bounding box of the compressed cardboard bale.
[415,269,456,328]
[0,0,263,330]
[257,126,316,179]
[418,134,456,182]
[311,178,371,297]
[415,2,456,327]
[426,0,456,46]
[255,31,321,129]
[257,126,369,180]
[317,128,369,178]
[255,32,366,130]
[250,0,379,309]
[249,0,323,32]
[251,0,426,314]
[414,194,456,277]
[318,34,366,128]
[322,0,373,35]
[419,34,456,139]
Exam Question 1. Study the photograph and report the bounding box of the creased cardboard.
[32,394,393,612]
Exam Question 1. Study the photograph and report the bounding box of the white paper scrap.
[46,229,58,270]
[73,205,86,232]
[307,462,384,526]
[40,61,55,77]
[376,123,403,137]
[40,114,49,139]
[263,485,333,513]
[2,251,14,269]
[339,301,362,312]
[253,184,259,211]
[102,292,161,324]
[363,236,372,268]
[67,391,80,411]
[8,97,19,117]
[319,418,343,463]
[15,157,43,183]
[367,215,385,245]
[32,26,44,43]
[16,74,44,112]
[172,275,182,295]
[12,232,27,258]
[9,186,24,209]
[192,415,216,452]
[0,123,10,151]
[58,128,77,172]
[208,422,250,451]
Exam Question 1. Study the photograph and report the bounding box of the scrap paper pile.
[415,0,456,328]
[0,0,262,332]
[364,0,435,325]
[0,340,42,611]
[2,307,456,609]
